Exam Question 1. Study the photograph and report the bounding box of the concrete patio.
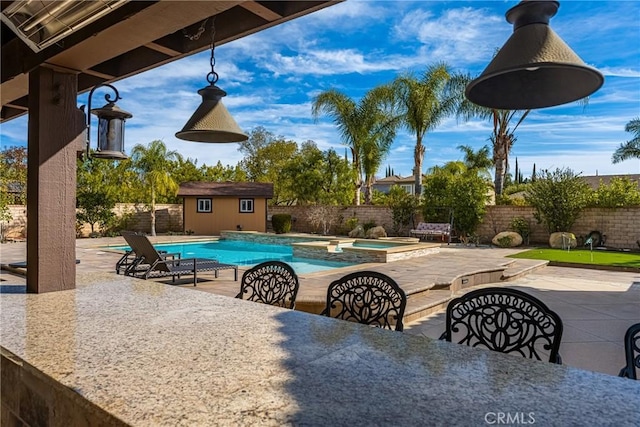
[1,236,638,377]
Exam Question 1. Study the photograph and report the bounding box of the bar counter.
[1,272,639,426]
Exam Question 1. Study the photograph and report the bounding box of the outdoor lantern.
[465,0,604,110]
[175,17,247,143]
[86,83,132,160]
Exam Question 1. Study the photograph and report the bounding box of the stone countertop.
[1,272,639,426]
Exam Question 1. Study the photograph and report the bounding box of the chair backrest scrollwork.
[440,287,563,364]
[618,322,640,379]
[236,261,300,309]
[323,271,406,331]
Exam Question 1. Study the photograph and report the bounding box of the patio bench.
[410,222,451,243]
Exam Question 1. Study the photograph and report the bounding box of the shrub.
[345,216,359,230]
[525,168,592,233]
[362,220,377,232]
[422,172,489,238]
[306,206,336,235]
[589,177,640,207]
[272,214,292,234]
[386,185,419,236]
[496,235,513,248]
[509,216,530,244]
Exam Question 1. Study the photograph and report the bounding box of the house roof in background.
[178,181,274,198]
[581,174,640,190]
[373,175,415,185]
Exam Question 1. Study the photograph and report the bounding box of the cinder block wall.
[268,205,395,235]
[3,203,638,249]
[0,204,183,239]
[476,206,640,249]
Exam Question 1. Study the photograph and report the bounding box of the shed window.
[239,199,254,213]
[197,198,212,213]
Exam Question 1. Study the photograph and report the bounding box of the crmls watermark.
[484,412,536,425]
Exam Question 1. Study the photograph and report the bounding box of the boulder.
[365,226,387,239]
[348,225,365,238]
[549,232,577,249]
[491,231,523,248]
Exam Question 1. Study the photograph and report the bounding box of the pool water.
[114,240,354,274]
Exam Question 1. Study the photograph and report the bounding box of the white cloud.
[393,6,506,66]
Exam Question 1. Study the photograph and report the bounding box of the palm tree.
[392,63,469,197]
[612,117,640,163]
[458,96,530,196]
[458,144,493,182]
[130,140,182,236]
[312,86,399,205]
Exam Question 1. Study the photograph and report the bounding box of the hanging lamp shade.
[465,1,604,110]
[175,84,248,142]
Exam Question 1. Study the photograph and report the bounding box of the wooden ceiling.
[0,0,339,122]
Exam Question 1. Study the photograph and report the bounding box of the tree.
[422,166,489,239]
[312,85,399,205]
[129,140,182,236]
[0,146,27,204]
[392,63,469,197]
[612,117,640,163]
[281,143,353,205]
[590,177,640,207]
[76,189,116,235]
[531,163,537,182]
[458,144,493,182]
[484,110,530,195]
[201,161,247,182]
[386,185,420,236]
[238,126,278,181]
[525,168,592,233]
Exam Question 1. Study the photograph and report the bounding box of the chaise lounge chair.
[125,233,238,285]
[116,231,181,275]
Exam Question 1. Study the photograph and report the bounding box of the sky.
[1,0,639,179]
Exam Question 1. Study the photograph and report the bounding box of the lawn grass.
[509,248,640,269]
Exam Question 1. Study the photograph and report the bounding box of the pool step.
[402,261,547,325]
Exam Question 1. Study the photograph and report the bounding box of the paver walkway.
[2,237,639,377]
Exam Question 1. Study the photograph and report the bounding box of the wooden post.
[27,66,85,293]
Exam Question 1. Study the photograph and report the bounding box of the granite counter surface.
[1,272,639,426]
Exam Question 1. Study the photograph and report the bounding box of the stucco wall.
[183,196,268,235]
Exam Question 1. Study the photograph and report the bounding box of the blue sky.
[1,0,639,178]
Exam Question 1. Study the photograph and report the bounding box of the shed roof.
[178,181,274,198]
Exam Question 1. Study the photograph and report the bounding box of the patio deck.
[2,236,639,377]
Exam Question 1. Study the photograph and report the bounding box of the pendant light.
[465,1,604,110]
[176,17,248,143]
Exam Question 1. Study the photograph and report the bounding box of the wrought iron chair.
[618,322,640,379]
[322,271,407,331]
[439,287,564,364]
[235,261,300,309]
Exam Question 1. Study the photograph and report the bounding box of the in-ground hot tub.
[292,238,441,263]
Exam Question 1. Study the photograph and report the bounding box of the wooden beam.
[145,42,182,57]
[240,1,282,21]
[4,102,28,111]
[81,68,116,80]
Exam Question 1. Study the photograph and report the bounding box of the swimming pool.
[113,239,355,274]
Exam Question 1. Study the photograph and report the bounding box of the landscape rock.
[348,225,365,238]
[366,226,387,239]
[549,232,577,249]
[491,231,523,247]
